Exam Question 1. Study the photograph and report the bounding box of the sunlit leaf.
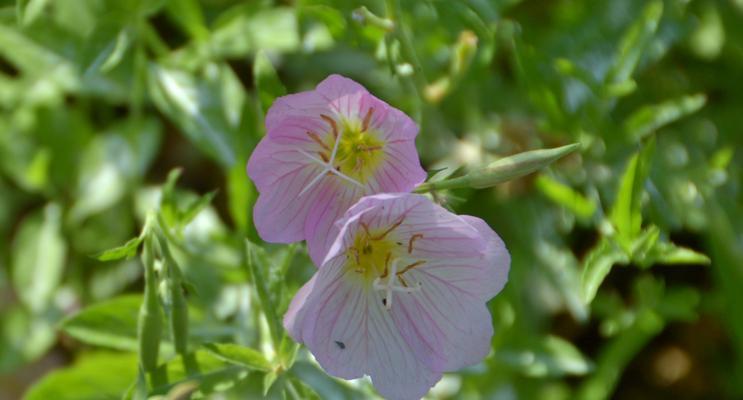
[12,203,66,313]
[535,174,597,220]
[624,94,706,141]
[580,239,628,305]
[497,335,593,377]
[61,295,158,351]
[254,50,286,114]
[148,63,246,168]
[24,352,138,400]
[606,0,663,85]
[609,138,655,250]
[95,236,143,261]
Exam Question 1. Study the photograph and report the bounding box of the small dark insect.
[335,341,346,350]
[382,298,387,306]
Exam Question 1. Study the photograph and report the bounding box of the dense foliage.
[1,0,742,399]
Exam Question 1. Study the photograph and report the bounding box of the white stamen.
[295,130,364,196]
[328,119,344,165]
[373,259,421,310]
[297,167,328,197]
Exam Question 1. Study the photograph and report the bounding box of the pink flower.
[247,75,426,265]
[284,193,510,400]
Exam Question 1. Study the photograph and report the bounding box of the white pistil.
[296,121,364,196]
[373,259,421,310]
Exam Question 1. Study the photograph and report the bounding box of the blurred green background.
[1,0,742,399]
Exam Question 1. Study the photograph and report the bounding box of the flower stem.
[244,240,282,348]
[385,0,427,93]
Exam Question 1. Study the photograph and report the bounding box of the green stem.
[244,240,282,348]
[153,225,191,370]
[137,233,163,388]
[385,0,427,92]
[577,309,664,400]
[141,21,169,58]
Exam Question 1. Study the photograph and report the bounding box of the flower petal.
[304,183,364,266]
[459,215,510,297]
[316,74,368,103]
[265,91,330,134]
[286,256,442,400]
[392,270,494,372]
[247,137,327,243]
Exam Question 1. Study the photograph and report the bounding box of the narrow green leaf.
[245,239,282,347]
[610,138,655,250]
[535,175,597,220]
[181,190,218,227]
[254,50,286,114]
[607,0,663,85]
[202,342,271,372]
[24,352,138,400]
[95,236,143,261]
[227,161,255,234]
[278,334,300,370]
[624,94,706,141]
[263,371,278,396]
[629,225,661,266]
[12,203,66,312]
[165,0,209,40]
[415,143,580,192]
[649,242,711,266]
[577,309,664,400]
[99,28,132,72]
[580,239,629,305]
[17,0,50,26]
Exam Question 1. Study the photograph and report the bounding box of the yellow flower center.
[331,119,385,183]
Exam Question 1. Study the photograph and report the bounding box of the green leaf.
[95,236,143,261]
[202,342,271,372]
[181,190,218,227]
[647,241,711,266]
[17,0,51,26]
[415,143,580,192]
[165,0,209,40]
[496,335,593,377]
[208,6,300,59]
[606,0,663,85]
[580,239,629,305]
[24,352,138,400]
[12,203,66,313]
[0,306,57,372]
[278,334,299,370]
[60,295,158,351]
[148,63,246,168]
[263,370,278,396]
[629,225,661,266]
[624,94,706,141]
[150,350,247,397]
[610,138,655,250]
[254,50,286,114]
[535,174,597,220]
[535,242,589,322]
[227,161,255,235]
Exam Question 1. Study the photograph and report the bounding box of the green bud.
[415,143,580,192]
[137,235,162,374]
